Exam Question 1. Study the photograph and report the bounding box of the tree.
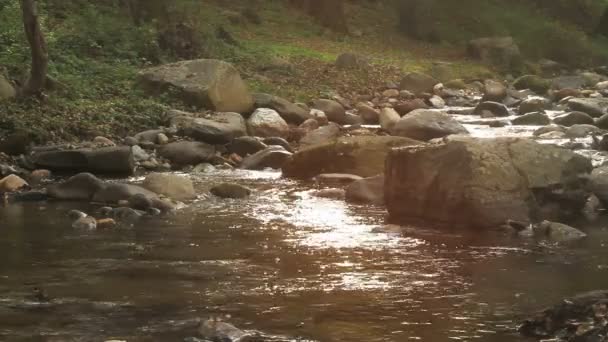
[290,0,348,33]
[20,0,48,96]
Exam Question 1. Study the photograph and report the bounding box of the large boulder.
[311,99,346,124]
[247,108,289,138]
[138,59,253,113]
[0,175,28,193]
[300,123,341,147]
[473,101,510,117]
[159,141,216,166]
[0,74,16,101]
[345,175,384,205]
[390,109,468,141]
[481,80,507,102]
[399,72,439,94]
[511,112,551,126]
[467,36,522,69]
[253,93,312,125]
[356,103,380,124]
[32,147,135,175]
[567,98,608,118]
[240,146,292,170]
[142,173,196,200]
[283,136,422,179]
[47,173,105,200]
[553,111,594,127]
[227,136,267,157]
[169,110,247,144]
[385,137,592,229]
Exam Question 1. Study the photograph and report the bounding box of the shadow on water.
[1,169,608,341]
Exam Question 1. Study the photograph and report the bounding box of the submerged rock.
[385,137,592,229]
[159,141,216,167]
[210,183,252,199]
[198,319,251,342]
[345,175,385,205]
[142,173,196,201]
[47,173,105,200]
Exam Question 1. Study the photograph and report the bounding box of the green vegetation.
[1,0,608,142]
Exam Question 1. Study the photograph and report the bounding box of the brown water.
[2,169,608,342]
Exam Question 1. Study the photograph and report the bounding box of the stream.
[2,111,608,341]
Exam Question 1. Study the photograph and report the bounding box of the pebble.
[72,216,97,230]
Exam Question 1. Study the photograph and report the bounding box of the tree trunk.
[20,0,48,96]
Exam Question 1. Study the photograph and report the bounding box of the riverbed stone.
[357,103,380,124]
[138,59,254,113]
[262,137,292,152]
[533,124,567,136]
[314,173,363,185]
[511,112,551,126]
[283,136,422,179]
[399,72,439,94]
[240,145,292,170]
[379,108,401,131]
[227,136,267,157]
[519,97,551,115]
[159,141,216,166]
[143,173,196,200]
[210,183,252,199]
[553,111,594,127]
[32,147,135,175]
[247,108,289,138]
[198,319,251,342]
[481,79,507,102]
[394,98,429,116]
[385,137,592,229]
[345,174,384,205]
[473,101,510,117]
[300,123,341,147]
[311,99,346,124]
[169,110,247,144]
[565,124,602,138]
[513,75,551,94]
[92,183,159,205]
[390,109,469,141]
[47,173,106,200]
[313,188,346,200]
[532,220,587,242]
[0,174,28,193]
[567,98,608,118]
[253,93,312,125]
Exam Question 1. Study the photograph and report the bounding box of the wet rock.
[227,136,267,157]
[28,169,51,185]
[533,124,567,136]
[538,131,567,139]
[159,141,215,166]
[157,133,170,145]
[252,93,312,125]
[193,163,216,173]
[47,173,105,200]
[520,290,608,341]
[519,97,550,115]
[553,88,581,101]
[343,112,363,125]
[552,75,589,90]
[198,319,251,342]
[385,137,592,229]
[262,137,292,152]
[513,75,551,94]
[311,99,346,124]
[111,207,145,222]
[379,108,401,131]
[247,108,289,138]
[131,145,150,162]
[595,113,608,129]
[240,145,292,170]
[589,165,608,205]
[138,59,254,113]
[143,173,196,200]
[298,118,320,133]
[210,183,252,199]
[390,109,469,141]
[481,79,507,102]
[399,72,439,95]
[394,98,429,116]
[314,173,363,185]
[92,183,159,205]
[583,194,602,222]
[345,175,384,205]
[134,129,164,144]
[511,112,551,126]
[532,220,587,242]
[170,110,247,144]
[32,147,135,175]
[313,188,346,200]
[568,98,608,118]
[68,210,88,220]
[300,123,341,147]
[0,174,28,193]
[283,136,421,179]
[72,216,97,230]
[473,101,510,118]
[565,124,602,138]
[553,111,595,127]
[127,193,154,211]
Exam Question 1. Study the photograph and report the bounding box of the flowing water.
[2,114,608,341]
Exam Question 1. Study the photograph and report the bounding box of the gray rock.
[198,319,251,342]
[379,108,400,131]
[227,136,267,157]
[47,173,106,200]
[240,146,292,170]
[142,173,196,200]
[311,99,346,124]
[170,110,247,144]
[481,79,507,102]
[565,124,602,138]
[131,145,150,162]
[247,108,289,138]
[356,103,380,124]
[533,220,587,242]
[313,188,346,200]
[210,183,252,199]
[533,124,567,136]
[567,98,608,118]
[399,72,439,94]
[252,93,312,125]
[159,141,215,166]
[138,59,254,113]
[345,175,385,205]
[595,113,608,129]
[473,101,510,117]
[553,111,594,127]
[92,183,159,205]
[262,137,292,152]
[32,147,135,175]
[300,123,341,147]
[511,112,551,126]
[519,97,550,115]
[344,113,363,125]
[72,216,97,230]
[390,109,468,141]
